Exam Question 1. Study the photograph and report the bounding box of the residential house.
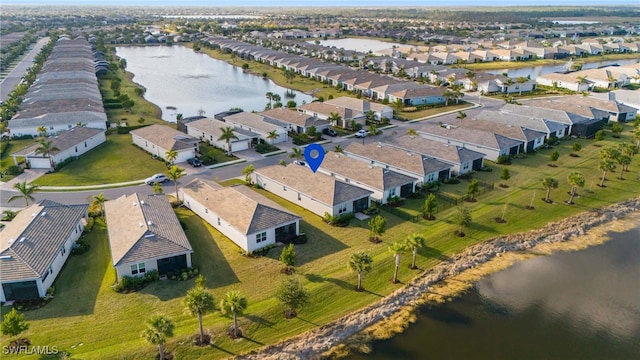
[387,86,447,106]
[185,118,252,153]
[262,108,329,134]
[416,123,523,162]
[379,134,485,175]
[343,142,452,186]
[477,108,569,139]
[317,152,416,203]
[0,200,88,302]
[223,111,288,144]
[324,97,394,121]
[517,100,606,137]
[180,179,301,253]
[536,72,593,92]
[130,124,199,163]
[105,193,193,280]
[253,164,372,217]
[460,117,547,153]
[10,127,105,170]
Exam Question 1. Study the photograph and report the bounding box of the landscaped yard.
[0,138,37,180]
[198,142,239,165]
[32,133,169,186]
[399,102,472,120]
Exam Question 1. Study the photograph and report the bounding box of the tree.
[272,94,282,108]
[266,130,279,144]
[456,111,467,120]
[443,89,454,106]
[276,278,308,319]
[422,193,437,220]
[92,192,107,218]
[141,315,174,360]
[453,206,472,235]
[165,150,177,165]
[500,168,511,186]
[368,214,387,242]
[393,98,403,114]
[550,150,560,162]
[615,154,632,180]
[2,209,17,221]
[365,110,377,124]
[516,76,528,95]
[542,177,559,202]
[279,243,296,273]
[1,308,29,338]
[220,291,248,338]
[368,124,377,141]
[35,139,60,168]
[633,125,640,150]
[406,128,418,137]
[334,144,343,153]
[122,99,135,112]
[618,143,638,172]
[166,165,185,202]
[598,159,616,187]
[242,164,255,184]
[289,147,303,161]
[242,63,249,71]
[572,143,582,153]
[153,182,164,194]
[218,127,239,156]
[466,179,480,201]
[184,285,215,345]
[328,112,342,127]
[388,241,406,283]
[348,252,373,291]
[611,123,623,138]
[176,113,183,121]
[567,171,585,204]
[594,129,605,141]
[8,181,39,207]
[405,233,426,270]
[36,125,48,139]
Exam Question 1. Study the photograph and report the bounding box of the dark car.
[187,158,202,167]
[323,128,338,137]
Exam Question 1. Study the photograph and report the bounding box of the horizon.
[2,0,639,6]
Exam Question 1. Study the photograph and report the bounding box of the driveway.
[0,37,49,103]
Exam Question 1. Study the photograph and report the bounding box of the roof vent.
[139,222,144,227]
[8,239,14,245]
[19,237,26,243]
[144,233,155,238]
[133,202,137,206]
[140,200,145,205]
[0,255,12,260]
[147,221,153,226]
[31,213,37,217]
[40,211,47,217]
[407,152,413,156]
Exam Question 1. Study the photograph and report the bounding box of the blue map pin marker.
[304,144,325,173]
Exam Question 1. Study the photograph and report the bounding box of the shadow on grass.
[422,246,450,262]
[296,316,320,327]
[246,314,276,328]
[209,343,236,356]
[268,221,349,266]
[241,334,265,346]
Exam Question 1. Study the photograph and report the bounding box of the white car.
[354,130,370,138]
[145,173,169,185]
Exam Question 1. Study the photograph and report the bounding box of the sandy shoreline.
[236,197,640,360]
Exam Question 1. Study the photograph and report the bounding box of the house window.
[256,232,267,243]
[205,208,208,214]
[283,186,287,191]
[217,217,221,225]
[50,126,54,130]
[131,262,146,275]
[463,163,470,170]
[61,245,66,255]
[84,141,87,147]
[75,146,78,152]
[138,262,146,274]
[390,188,397,197]
[338,203,347,214]
[298,193,302,201]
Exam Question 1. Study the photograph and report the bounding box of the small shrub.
[496,154,511,164]
[84,217,95,232]
[7,165,23,176]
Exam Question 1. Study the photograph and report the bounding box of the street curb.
[208,159,247,168]
[39,180,145,191]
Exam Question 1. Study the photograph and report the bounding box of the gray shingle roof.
[105,194,192,267]
[379,134,485,165]
[320,152,414,191]
[130,124,199,152]
[181,179,300,235]
[0,200,88,282]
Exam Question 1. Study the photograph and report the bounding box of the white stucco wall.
[185,127,250,153]
[131,133,195,162]
[115,252,192,280]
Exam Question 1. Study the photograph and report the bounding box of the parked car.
[144,173,169,185]
[187,158,202,167]
[354,130,370,138]
[323,128,338,137]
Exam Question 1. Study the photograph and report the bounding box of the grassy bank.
[2,122,638,359]
[461,52,640,71]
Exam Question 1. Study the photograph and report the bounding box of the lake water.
[349,223,640,360]
[310,38,405,54]
[486,58,640,79]
[115,46,312,122]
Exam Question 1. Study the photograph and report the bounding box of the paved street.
[0,37,49,103]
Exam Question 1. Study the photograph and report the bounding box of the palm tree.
[242,164,255,184]
[503,77,514,93]
[597,158,616,187]
[456,111,467,120]
[388,241,406,284]
[633,125,640,150]
[393,98,403,114]
[618,143,638,172]
[576,76,588,91]
[165,149,177,165]
[36,125,47,139]
[219,291,248,338]
[334,144,344,153]
[368,124,377,141]
[266,130,278,145]
[327,112,342,127]
[405,234,426,270]
[141,315,174,360]
[166,165,185,202]
[406,128,418,137]
[8,181,39,207]
[443,89,454,106]
[184,286,215,345]
[615,154,632,180]
[567,171,585,204]
[348,252,373,291]
[365,110,377,124]
[34,139,60,169]
[516,76,528,95]
[92,192,107,218]
[289,147,303,161]
[218,127,239,156]
[542,177,558,203]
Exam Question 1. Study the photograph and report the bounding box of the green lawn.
[32,134,168,186]
[198,142,239,164]
[0,138,37,180]
[400,102,472,120]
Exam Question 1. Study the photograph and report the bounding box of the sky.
[2,0,637,6]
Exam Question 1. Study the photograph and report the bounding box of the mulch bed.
[281,267,295,275]
[284,310,297,319]
[422,214,436,221]
[464,198,478,203]
[494,217,507,223]
[499,184,509,188]
[547,163,558,167]
[193,334,212,346]
[227,327,243,339]
[454,230,466,237]
[525,206,535,210]
[569,153,579,157]
[369,237,382,244]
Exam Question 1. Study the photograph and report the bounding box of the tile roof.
[461,118,546,142]
[319,152,415,191]
[380,134,485,165]
[186,118,252,142]
[261,108,328,128]
[105,193,192,267]
[130,124,199,152]
[11,127,104,157]
[324,97,391,113]
[343,142,451,177]
[181,179,300,234]
[255,164,372,206]
[0,200,88,282]
[418,122,522,150]
[388,85,446,98]
[224,111,281,134]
